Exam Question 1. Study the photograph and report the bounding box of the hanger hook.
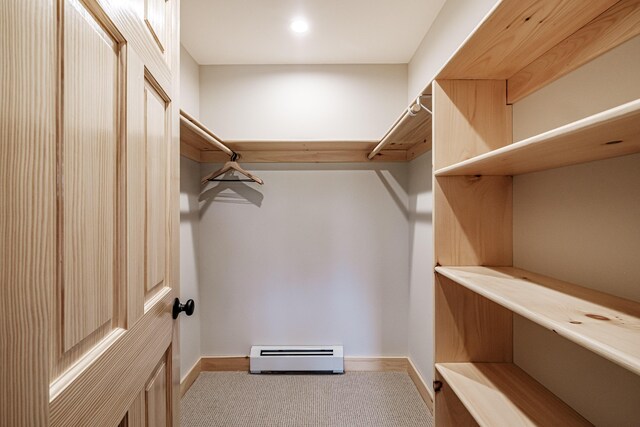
[416,95,433,115]
[231,151,238,162]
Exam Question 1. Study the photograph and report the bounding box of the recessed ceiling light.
[290,19,309,34]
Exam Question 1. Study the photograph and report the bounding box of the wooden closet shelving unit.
[431,0,640,425]
[435,98,640,176]
[436,363,589,426]
[179,97,432,163]
[436,266,640,375]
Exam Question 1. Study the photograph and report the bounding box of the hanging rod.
[367,95,432,160]
[180,110,235,158]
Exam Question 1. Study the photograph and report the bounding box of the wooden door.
[0,0,181,425]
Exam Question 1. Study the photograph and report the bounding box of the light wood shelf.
[435,98,640,176]
[180,102,432,163]
[435,266,640,376]
[435,99,640,176]
[431,1,640,424]
[436,0,640,103]
[436,363,591,426]
[436,0,618,81]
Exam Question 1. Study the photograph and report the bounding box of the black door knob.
[172,298,195,319]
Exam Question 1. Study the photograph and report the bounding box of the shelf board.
[436,363,591,426]
[437,0,618,80]
[179,104,432,163]
[435,99,640,176]
[506,0,640,103]
[435,266,640,376]
[382,108,432,152]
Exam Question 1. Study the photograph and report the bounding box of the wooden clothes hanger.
[201,152,264,185]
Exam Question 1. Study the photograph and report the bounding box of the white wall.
[198,64,408,140]
[512,36,640,426]
[407,152,434,388]
[407,0,497,100]
[179,44,202,380]
[179,157,203,379]
[197,163,410,357]
[180,45,200,118]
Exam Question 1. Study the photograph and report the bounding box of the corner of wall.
[179,156,203,380]
[407,152,435,389]
[407,0,498,101]
[180,44,201,119]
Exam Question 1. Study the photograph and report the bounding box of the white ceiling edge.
[181,0,448,66]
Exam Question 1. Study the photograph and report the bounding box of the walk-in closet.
[2,0,639,425]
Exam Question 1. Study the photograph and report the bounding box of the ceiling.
[181,0,447,65]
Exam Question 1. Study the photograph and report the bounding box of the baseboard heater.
[250,345,344,374]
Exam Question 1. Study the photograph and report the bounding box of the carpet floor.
[181,372,434,427]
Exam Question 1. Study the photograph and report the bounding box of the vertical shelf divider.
[432,79,514,424]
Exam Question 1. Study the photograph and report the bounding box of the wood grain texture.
[61,0,118,352]
[435,371,478,427]
[145,361,168,427]
[406,139,433,161]
[180,359,201,398]
[180,105,426,163]
[369,105,432,158]
[436,266,640,376]
[225,140,378,152]
[50,290,173,427]
[199,356,414,373]
[437,0,617,79]
[384,110,432,151]
[2,0,179,423]
[201,356,250,371]
[436,363,591,426]
[127,391,146,427]
[433,80,511,170]
[0,0,56,424]
[200,149,408,163]
[167,1,181,423]
[435,275,512,364]
[436,98,640,176]
[144,0,167,53]
[344,358,408,372]
[179,113,409,163]
[434,176,512,266]
[145,81,167,295]
[180,114,233,156]
[508,0,640,103]
[82,0,172,94]
[181,109,225,143]
[407,358,434,412]
[179,141,202,162]
[126,48,146,328]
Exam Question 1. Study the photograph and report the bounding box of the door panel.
[145,81,168,297]
[60,0,119,354]
[49,292,173,426]
[145,359,169,427]
[145,0,167,53]
[127,49,147,328]
[0,0,180,425]
[0,0,56,423]
[128,391,146,427]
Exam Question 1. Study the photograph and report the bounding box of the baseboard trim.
[407,358,434,412]
[344,357,408,372]
[201,356,250,371]
[180,359,202,398]
[199,356,410,373]
[185,355,434,413]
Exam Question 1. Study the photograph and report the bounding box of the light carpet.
[181,372,433,427]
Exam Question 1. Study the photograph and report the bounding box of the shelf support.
[367,95,432,160]
[180,111,234,158]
